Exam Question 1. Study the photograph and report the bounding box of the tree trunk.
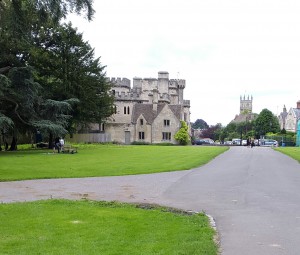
[48,133,53,149]
[9,136,17,151]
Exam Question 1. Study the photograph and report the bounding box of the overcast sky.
[68,0,300,126]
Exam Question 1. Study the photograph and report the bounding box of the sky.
[68,0,300,126]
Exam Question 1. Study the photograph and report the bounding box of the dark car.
[192,139,203,145]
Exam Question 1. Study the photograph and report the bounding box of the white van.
[232,138,241,145]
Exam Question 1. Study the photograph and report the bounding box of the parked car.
[232,138,241,145]
[201,138,214,144]
[192,139,203,145]
[242,140,247,146]
[260,139,278,147]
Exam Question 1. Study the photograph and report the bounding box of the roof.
[292,108,300,119]
[279,111,288,120]
[132,103,182,124]
[231,113,257,123]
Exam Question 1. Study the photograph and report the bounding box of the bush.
[174,121,190,145]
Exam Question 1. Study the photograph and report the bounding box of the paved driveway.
[1,146,300,255]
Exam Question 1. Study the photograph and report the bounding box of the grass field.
[0,144,228,181]
[0,199,218,255]
[275,146,300,162]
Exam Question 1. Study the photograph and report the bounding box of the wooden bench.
[62,144,77,154]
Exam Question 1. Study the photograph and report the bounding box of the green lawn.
[0,199,218,255]
[275,147,300,162]
[0,144,228,181]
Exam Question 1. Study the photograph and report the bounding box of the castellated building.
[103,71,191,144]
[232,95,257,123]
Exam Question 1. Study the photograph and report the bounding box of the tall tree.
[0,67,73,150]
[29,23,114,131]
[0,0,115,148]
[254,108,280,137]
[192,119,209,129]
[201,123,222,141]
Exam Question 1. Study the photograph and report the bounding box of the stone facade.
[103,71,191,144]
[279,101,300,132]
[232,95,256,123]
[278,105,288,130]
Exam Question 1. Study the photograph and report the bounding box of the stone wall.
[151,106,181,144]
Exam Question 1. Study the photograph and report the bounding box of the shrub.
[174,121,190,145]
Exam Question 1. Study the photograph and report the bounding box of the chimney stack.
[153,88,158,112]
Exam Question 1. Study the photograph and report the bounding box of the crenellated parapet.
[107,77,131,88]
[183,100,190,107]
[169,79,186,89]
[114,90,141,101]
[108,72,188,105]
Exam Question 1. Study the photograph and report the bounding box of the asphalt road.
[1,146,300,254]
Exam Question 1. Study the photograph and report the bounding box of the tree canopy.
[254,108,280,136]
[192,119,209,129]
[0,0,114,150]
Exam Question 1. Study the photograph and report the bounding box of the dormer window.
[164,119,170,126]
[140,119,144,125]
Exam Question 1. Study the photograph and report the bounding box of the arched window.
[124,106,126,114]
[127,106,130,114]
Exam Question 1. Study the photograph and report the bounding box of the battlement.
[114,90,141,101]
[169,79,186,89]
[240,95,253,101]
[183,100,190,107]
[108,77,131,88]
[240,95,253,114]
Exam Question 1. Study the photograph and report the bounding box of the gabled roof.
[168,105,183,120]
[292,108,300,119]
[132,104,163,124]
[132,103,182,124]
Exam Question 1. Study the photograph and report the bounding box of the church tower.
[240,95,253,114]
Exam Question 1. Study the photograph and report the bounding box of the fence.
[263,135,296,147]
[66,133,111,143]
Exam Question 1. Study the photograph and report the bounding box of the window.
[162,132,171,140]
[100,123,105,132]
[164,119,170,126]
[139,132,145,140]
[140,119,144,125]
[114,105,117,114]
[124,106,130,115]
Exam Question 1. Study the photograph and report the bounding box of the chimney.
[153,88,158,112]
[297,100,300,109]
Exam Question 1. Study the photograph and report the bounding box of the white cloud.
[68,0,300,125]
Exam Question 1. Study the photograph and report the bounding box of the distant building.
[231,95,257,123]
[281,101,300,133]
[278,105,288,130]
